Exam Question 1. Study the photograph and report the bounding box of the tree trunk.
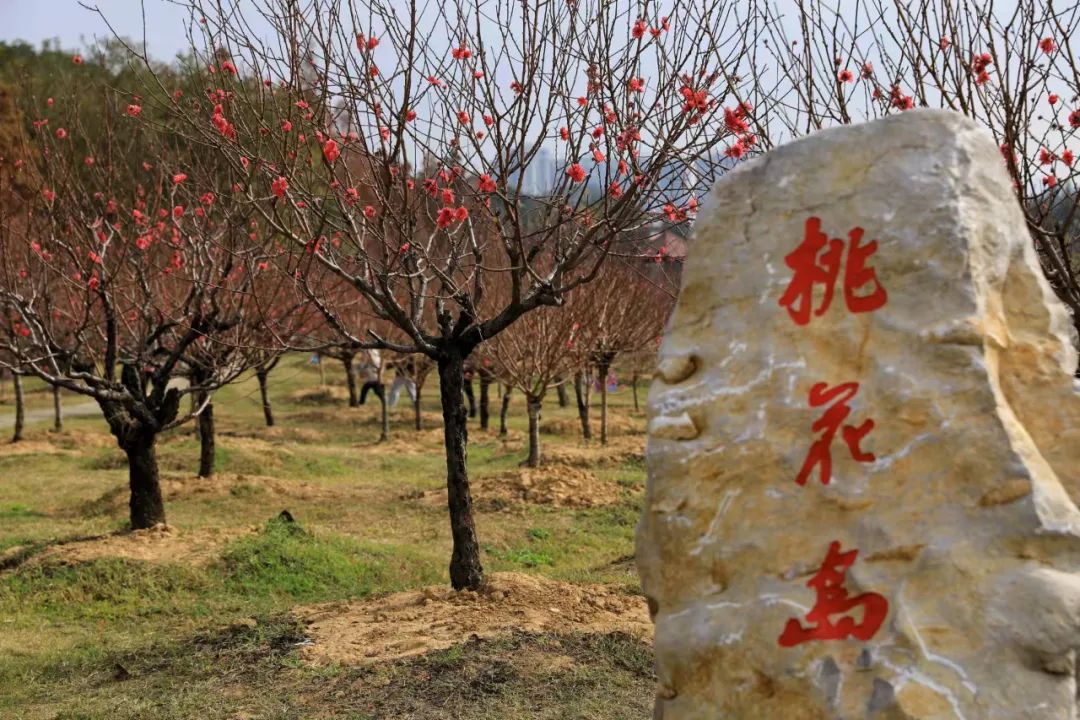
[12,374,24,443]
[52,385,62,432]
[499,386,511,438]
[632,372,640,411]
[343,354,358,407]
[597,359,612,445]
[257,369,274,427]
[123,434,166,529]
[573,371,592,441]
[437,350,484,590]
[479,375,491,430]
[197,392,216,478]
[525,396,542,467]
[556,382,569,408]
[414,385,423,431]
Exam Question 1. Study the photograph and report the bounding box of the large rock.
[638,110,1080,719]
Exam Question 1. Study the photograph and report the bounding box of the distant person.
[593,369,618,392]
[357,349,384,404]
[387,357,418,407]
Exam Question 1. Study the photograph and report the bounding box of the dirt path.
[0,400,101,430]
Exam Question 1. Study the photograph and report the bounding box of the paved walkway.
[0,400,101,429]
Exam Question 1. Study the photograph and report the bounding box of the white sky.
[0,0,262,60]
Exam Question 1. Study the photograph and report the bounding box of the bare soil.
[412,464,623,509]
[541,434,644,468]
[288,386,352,405]
[295,571,650,665]
[80,472,345,518]
[540,413,644,437]
[13,523,253,569]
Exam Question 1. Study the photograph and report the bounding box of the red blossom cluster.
[971,52,993,85]
[211,104,236,139]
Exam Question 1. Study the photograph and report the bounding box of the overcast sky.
[0,1,255,61]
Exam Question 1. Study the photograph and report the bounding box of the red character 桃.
[795,381,874,486]
[778,540,888,647]
[778,216,888,325]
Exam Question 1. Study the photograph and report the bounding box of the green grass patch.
[221,515,388,602]
[0,558,209,622]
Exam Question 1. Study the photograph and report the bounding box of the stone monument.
[638,109,1080,719]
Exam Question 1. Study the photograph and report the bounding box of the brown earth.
[540,413,644,437]
[9,523,253,569]
[81,472,345,518]
[159,472,344,502]
[362,424,449,455]
[295,571,651,665]
[0,427,118,458]
[220,425,325,444]
[0,439,72,457]
[288,386,352,405]
[542,434,644,468]
[411,464,623,510]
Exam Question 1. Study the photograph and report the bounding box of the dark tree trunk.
[479,374,491,430]
[464,380,476,418]
[52,385,62,432]
[192,391,201,441]
[573,371,592,441]
[556,382,569,408]
[632,372,640,411]
[197,394,215,478]
[597,357,613,445]
[343,354,358,407]
[437,350,484,590]
[414,385,423,431]
[257,369,274,427]
[12,374,25,443]
[525,396,542,468]
[123,434,166,529]
[499,386,511,438]
[379,385,390,442]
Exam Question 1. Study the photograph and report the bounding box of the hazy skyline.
[1,1,267,61]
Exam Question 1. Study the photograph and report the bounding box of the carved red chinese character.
[778,541,888,647]
[778,217,888,325]
[795,381,874,486]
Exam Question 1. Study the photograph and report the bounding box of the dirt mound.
[540,413,644,438]
[217,425,324,444]
[363,426,448,454]
[412,464,621,509]
[81,473,341,517]
[296,572,650,665]
[259,426,324,443]
[541,435,644,468]
[0,439,71,457]
[159,473,341,502]
[55,428,116,449]
[17,524,252,569]
[288,386,351,405]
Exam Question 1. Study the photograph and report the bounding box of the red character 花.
[778,217,888,325]
[778,541,888,647]
[795,381,874,486]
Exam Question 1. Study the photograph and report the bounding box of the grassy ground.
[0,356,653,720]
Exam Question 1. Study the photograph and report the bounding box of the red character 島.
[778,541,888,647]
[778,217,888,325]
[795,381,874,486]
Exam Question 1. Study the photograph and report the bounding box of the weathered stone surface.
[638,110,1080,719]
